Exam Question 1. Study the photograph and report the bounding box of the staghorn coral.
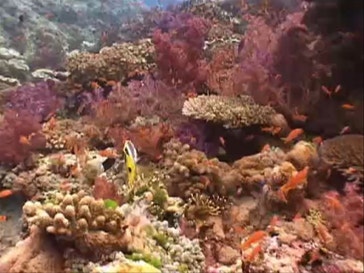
[66,39,155,84]
[315,134,364,181]
[182,95,278,128]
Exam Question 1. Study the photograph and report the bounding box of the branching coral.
[152,12,211,90]
[0,110,46,165]
[182,95,277,128]
[66,38,155,84]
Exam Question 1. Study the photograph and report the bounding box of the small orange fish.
[90,81,100,89]
[282,128,304,144]
[233,225,245,234]
[312,136,323,144]
[219,137,226,147]
[293,212,303,221]
[323,192,344,212]
[69,164,81,177]
[106,80,117,86]
[19,135,31,145]
[261,126,281,135]
[293,107,308,122]
[340,126,350,135]
[278,166,309,202]
[0,215,7,222]
[0,189,14,198]
[99,148,118,158]
[246,244,262,262]
[241,230,267,250]
[59,180,72,192]
[261,144,271,152]
[341,103,355,110]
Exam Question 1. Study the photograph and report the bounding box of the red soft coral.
[319,183,364,260]
[152,13,211,90]
[0,110,46,166]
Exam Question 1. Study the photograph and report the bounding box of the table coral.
[316,134,364,182]
[182,95,278,128]
[66,39,155,84]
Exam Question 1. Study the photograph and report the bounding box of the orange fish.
[106,80,117,86]
[0,215,7,222]
[232,225,245,234]
[312,136,323,145]
[293,212,303,221]
[341,103,355,110]
[90,81,100,89]
[219,137,225,147]
[261,144,271,152]
[278,166,309,202]
[261,126,281,135]
[340,126,350,135]
[19,135,31,145]
[0,189,13,198]
[241,230,267,250]
[324,192,344,212]
[293,107,308,122]
[99,148,118,158]
[246,244,262,262]
[282,128,304,143]
[69,164,81,177]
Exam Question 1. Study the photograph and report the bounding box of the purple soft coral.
[6,80,63,121]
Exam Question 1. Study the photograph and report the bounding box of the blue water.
[144,0,184,8]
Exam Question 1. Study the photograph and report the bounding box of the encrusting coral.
[182,95,279,128]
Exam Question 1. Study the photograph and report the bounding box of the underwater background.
[0,0,363,272]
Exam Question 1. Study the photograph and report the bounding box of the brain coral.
[182,95,277,128]
[317,134,364,180]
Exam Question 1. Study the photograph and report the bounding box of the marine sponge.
[182,95,277,128]
[316,134,364,181]
[66,39,155,84]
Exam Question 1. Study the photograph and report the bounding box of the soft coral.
[0,110,46,166]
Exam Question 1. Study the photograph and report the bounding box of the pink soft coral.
[319,183,364,260]
[0,110,46,166]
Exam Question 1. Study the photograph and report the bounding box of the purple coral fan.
[6,80,63,121]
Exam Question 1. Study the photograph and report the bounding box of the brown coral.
[66,39,155,84]
[182,95,277,128]
[316,134,364,181]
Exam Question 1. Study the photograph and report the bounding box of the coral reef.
[0,0,363,272]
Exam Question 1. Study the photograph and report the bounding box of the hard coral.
[66,39,155,84]
[23,191,128,256]
[182,95,277,128]
[316,134,364,181]
[0,110,46,165]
